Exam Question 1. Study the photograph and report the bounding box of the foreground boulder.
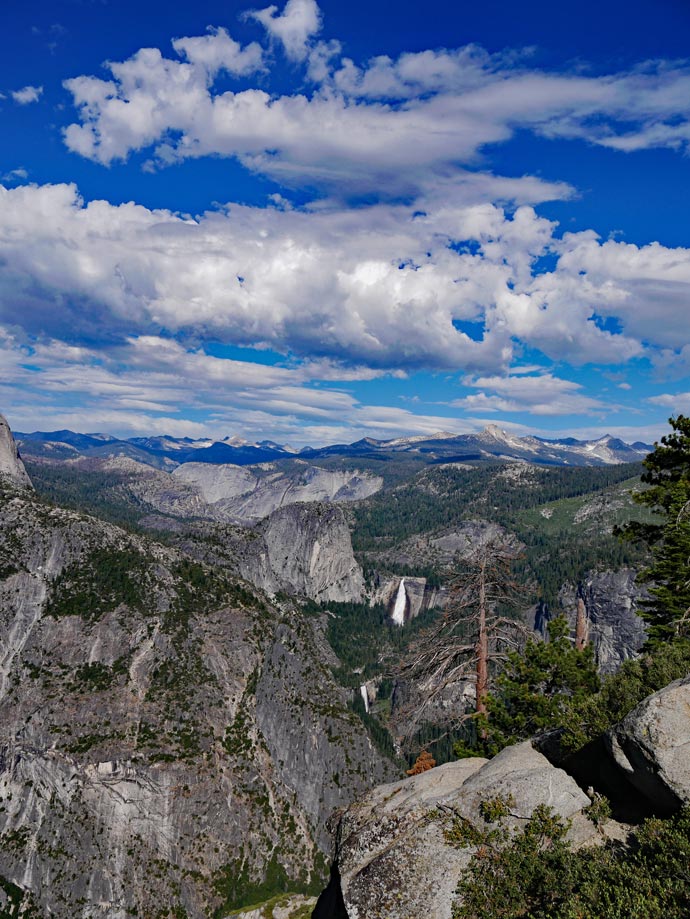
[606,674,690,814]
[316,742,594,919]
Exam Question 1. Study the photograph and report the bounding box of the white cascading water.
[360,684,370,713]
[391,578,406,627]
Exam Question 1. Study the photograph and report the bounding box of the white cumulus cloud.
[1,181,686,379]
[247,0,321,61]
[172,26,264,77]
[11,85,43,105]
[60,8,690,196]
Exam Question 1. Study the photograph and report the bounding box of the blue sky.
[1,0,690,446]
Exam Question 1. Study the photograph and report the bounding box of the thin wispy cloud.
[1,167,28,182]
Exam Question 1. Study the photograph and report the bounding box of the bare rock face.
[37,458,368,604]
[173,461,382,523]
[0,414,31,488]
[370,519,517,573]
[558,569,647,673]
[240,503,366,603]
[445,741,592,829]
[606,674,690,814]
[328,759,486,919]
[318,742,594,919]
[0,487,396,918]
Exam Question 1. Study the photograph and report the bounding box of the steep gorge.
[0,424,398,918]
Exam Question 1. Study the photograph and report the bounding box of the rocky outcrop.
[41,456,381,527]
[558,569,647,673]
[0,487,396,918]
[319,669,690,918]
[29,458,367,604]
[77,457,382,526]
[369,520,518,573]
[239,503,366,603]
[320,758,486,919]
[316,742,598,919]
[23,457,368,603]
[606,674,690,814]
[173,461,382,523]
[0,414,31,488]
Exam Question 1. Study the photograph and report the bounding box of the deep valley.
[1,415,689,919]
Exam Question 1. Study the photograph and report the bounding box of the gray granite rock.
[32,455,368,603]
[174,460,382,523]
[241,502,366,603]
[328,742,594,919]
[558,569,647,673]
[606,674,690,813]
[0,414,31,488]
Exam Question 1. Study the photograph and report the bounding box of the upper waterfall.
[391,578,406,627]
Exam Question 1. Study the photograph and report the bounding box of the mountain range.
[16,423,653,469]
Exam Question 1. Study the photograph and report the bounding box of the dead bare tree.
[574,588,590,651]
[394,531,531,741]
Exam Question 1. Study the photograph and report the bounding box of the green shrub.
[561,636,690,751]
[472,616,600,757]
[212,854,290,916]
[448,802,690,919]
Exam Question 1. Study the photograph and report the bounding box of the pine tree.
[477,616,600,755]
[619,414,690,644]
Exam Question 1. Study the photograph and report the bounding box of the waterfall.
[391,578,406,627]
[360,684,370,714]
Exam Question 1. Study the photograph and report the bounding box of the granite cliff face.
[245,504,366,604]
[558,569,647,673]
[0,415,31,489]
[173,461,382,523]
[42,455,381,527]
[367,519,517,574]
[0,475,397,918]
[25,455,369,604]
[162,502,366,605]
